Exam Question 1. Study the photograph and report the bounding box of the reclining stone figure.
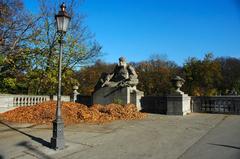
[94,57,139,91]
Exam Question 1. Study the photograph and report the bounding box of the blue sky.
[23,0,240,66]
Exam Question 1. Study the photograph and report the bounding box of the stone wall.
[76,95,92,106]
[50,95,71,102]
[140,96,167,114]
[92,87,144,111]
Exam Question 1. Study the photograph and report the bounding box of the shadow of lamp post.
[51,2,71,150]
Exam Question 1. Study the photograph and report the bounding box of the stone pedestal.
[92,87,144,111]
[167,93,191,116]
[51,118,65,150]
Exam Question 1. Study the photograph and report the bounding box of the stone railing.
[2,93,239,115]
[12,95,49,106]
[140,95,240,115]
[191,96,240,114]
[0,94,71,113]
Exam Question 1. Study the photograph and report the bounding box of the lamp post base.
[51,118,65,150]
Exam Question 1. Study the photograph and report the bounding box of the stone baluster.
[16,97,19,106]
[19,97,21,106]
[26,97,29,106]
[23,97,26,106]
[13,97,16,107]
[215,100,218,112]
[29,97,32,106]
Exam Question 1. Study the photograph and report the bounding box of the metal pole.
[57,34,63,118]
[51,33,65,150]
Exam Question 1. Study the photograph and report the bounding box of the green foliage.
[112,98,124,105]
[2,78,17,92]
[0,54,4,65]
[0,0,101,95]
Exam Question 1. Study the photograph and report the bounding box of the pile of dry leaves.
[0,101,146,125]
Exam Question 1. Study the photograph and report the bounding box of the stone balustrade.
[139,95,240,115]
[191,96,240,114]
[12,96,50,107]
[0,94,71,113]
[1,93,240,115]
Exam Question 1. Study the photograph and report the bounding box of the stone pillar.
[167,76,191,116]
[130,89,144,111]
[167,93,191,115]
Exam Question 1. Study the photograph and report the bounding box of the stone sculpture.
[93,57,143,111]
[171,76,185,95]
[167,76,191,115]
[94,57,139,91]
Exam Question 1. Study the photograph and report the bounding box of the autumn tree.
[0,0,101,94]
[21,0,102,95]
[216,57,240,94]
[0,0,40,93]
[183,53,222,96]
[76,60,115,95]
[134,56,179,95]
[0,0,39,54]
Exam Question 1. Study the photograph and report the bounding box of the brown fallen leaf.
[0,101,146,125]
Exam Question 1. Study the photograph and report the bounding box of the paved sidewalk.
[179,115,240,159]
[0,113,239,159]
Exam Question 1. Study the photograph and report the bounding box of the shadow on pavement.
[16,141,53,159]
[0,121,51,148]
[208,143,240,150]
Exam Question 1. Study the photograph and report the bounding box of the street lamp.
[51,2,71,150]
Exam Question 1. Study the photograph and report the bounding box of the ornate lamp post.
[51,2,71,150]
